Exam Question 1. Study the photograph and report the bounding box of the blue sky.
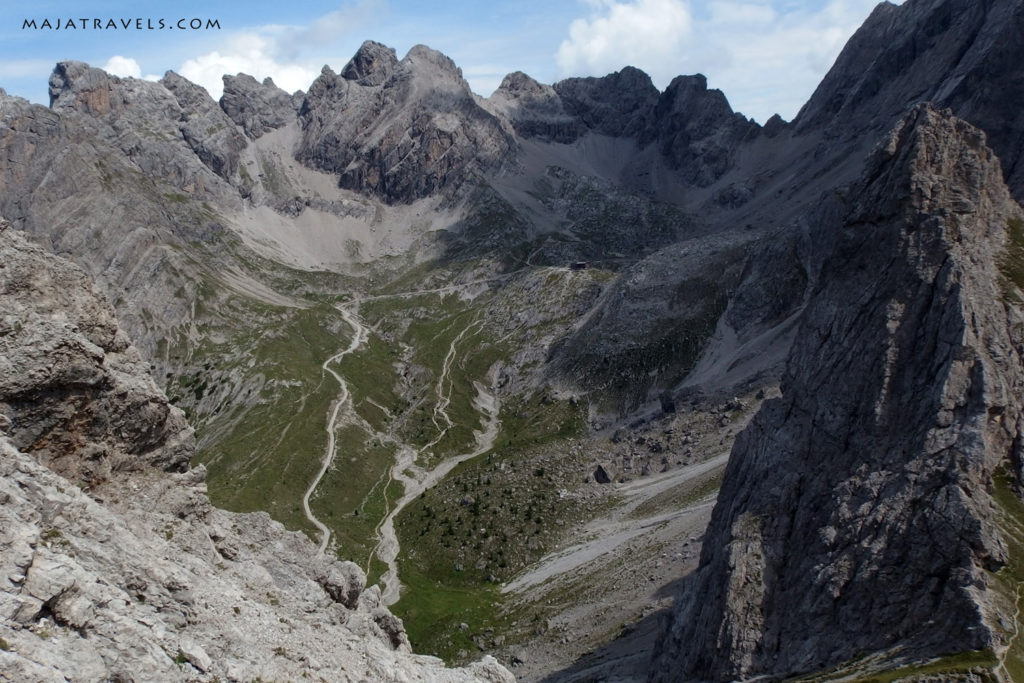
[0,0,899,123]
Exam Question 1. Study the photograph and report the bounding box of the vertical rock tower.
[653,105,1024,680]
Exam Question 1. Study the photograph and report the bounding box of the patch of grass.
[360,293,507,461]
[395,394,588,587]
[495,393,588,451]
[848,649,997,682]
[334,332,404,433]
[1000,215,1024,301]
[990,467,1024,680]
[391,565,508,664]
[197,304,357,538]
[310,423,398,566]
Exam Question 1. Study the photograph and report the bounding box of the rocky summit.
[3,0,1024,680]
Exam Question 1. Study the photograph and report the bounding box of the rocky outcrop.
[553,67,660,139]
[494,67,756,186]
[642,75,759,187]
[0,67,244,374]
[795,0,1024,199]
[162,71,248,181]
[339,39,398,86]
[547,228,748,413]
[219,73,298,139]
[296,41,514,203]
[48,61,238,196]
[0,227,193,483]
[488,71,585,143]
[0,226,514,682]
[652,105,1024,681]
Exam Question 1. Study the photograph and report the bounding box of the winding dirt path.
[300,286,503,603]
[302,304,369,554]
[370,322,501,604]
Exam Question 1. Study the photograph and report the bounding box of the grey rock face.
[652,105,1024,681]
[340,39,398,86]
[0,69,243,376]
[43,60,241,204]
[0,228,194,482]
[297,43,514,204]
[795,0,1024,199]
[548,228,748,413]
[489,71,585,143]
[553,67,660,139]
[643,75,759,187]
[162,70,248,180]
[0,225,514,683]
[508,67,757,186]
[220,73,297,139]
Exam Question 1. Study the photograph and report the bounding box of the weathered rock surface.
[162,70,249,181]
[553,67,660,140]
[652,105,1024,681]
[641,74,759,187]
[547,229,747,413]
[0,226,514,682]
[219,73,298,140]
[0,228,193,483]
[297,41,515,203]
[487,71,584,144]
[795,0,1024,199]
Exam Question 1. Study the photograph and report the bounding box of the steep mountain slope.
[653,105,1024,681]
[4,0,1024,678]
[0,225,512,682]
[795,0,1024,199]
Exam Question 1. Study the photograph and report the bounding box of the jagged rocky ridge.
[2,0,1024,678]
[0,226,513,682]
[652,105,1024,681]
[795,0,1024,200]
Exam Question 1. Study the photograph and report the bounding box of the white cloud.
[173,0,383,101]
[103,56,142,79]
[708,1,775,24]
[556,0,694,87]
[179,33,320,100]
[556,0,902,122]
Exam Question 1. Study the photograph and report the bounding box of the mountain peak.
[496,71,545,96]
[340,40,398,86]
[401,44,466,84]
[48,60,115,113]
[220,73,296,139]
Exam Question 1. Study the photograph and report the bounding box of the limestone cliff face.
[0,227,193,484]
[487,71,585,144]
[641,74,759,187]
[795,0,1024,199]
[0,226,513,682]
[0,70,241,369]
[493,67,757,187]
[219,73,299,140]
[297,41,515,204]
[652,105,1024,680]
